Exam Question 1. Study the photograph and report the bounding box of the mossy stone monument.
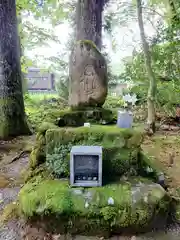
[69,40,108,108]
[19,123,172,237]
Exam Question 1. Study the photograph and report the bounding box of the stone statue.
[69,40,108,108]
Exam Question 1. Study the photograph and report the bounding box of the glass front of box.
[74,154,99,182]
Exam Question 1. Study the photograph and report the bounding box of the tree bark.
[18,13,27,93]
[75,0,104,49]
[136,0,156,134]
[0,0,31,139]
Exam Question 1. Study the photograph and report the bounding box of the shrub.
[24,93,67,130]
[103,95,124,109]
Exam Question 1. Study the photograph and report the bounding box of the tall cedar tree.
[76,0,107,49]
[0,0,30,139]
[136,0,156,134]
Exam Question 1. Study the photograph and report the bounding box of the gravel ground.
[0,220,23,240]
[0,156,29,181]
[0,187,20,211]
[0,152,29,240]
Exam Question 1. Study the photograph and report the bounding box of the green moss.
[174,203,180,222]
[56,108,115,127]
[57,109,85,126]
[18,178,170,235]
[23,164,49,183]
[37,122,59,135]
[138,152,163,180]
[46,125,142,147]
[29,132,46,169]
[29,121,59,170]
[77,39,101,54]
[45,126,143,179]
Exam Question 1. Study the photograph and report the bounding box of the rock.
[108,197,114,205]
[52,234,71,240]
[21,225,48,240]
[0,175,10,188]
[19,178,170,236]
[131,236,136,240]
[69,40,108,108]
[45,126,143,178]
[55,108,114,127]
[170,126,180,131]
[161,124,170,131]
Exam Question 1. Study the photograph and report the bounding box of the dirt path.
[0,135,35,240]
[141,130,180,196]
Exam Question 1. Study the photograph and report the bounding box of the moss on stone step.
[29,122,58,169]
[45,126,143,179]
[56,108,115,127]
[18,176,170,236]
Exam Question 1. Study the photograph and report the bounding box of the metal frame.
[70,146,102,187]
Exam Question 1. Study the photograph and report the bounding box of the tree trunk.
[0,0,31,139]
[136,0,156,134]
[18,13,27,93]
[75,0,104,49]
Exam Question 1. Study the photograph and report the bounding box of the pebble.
[85,201,89,208]
[108,197,114,205]
[131,236,136,240]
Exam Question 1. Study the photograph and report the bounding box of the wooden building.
[26,68,55,91]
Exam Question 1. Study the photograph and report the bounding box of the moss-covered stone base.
[28,122,58,170]
[56,108,115,127]
[23,122,172,236]
[18,176,170,236]
[45,126,143,180]
[28,123,163,184]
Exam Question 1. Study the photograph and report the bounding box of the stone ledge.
[18,177,170,236]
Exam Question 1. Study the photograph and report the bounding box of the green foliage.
[46,143,72,177]
[16,0,72,77]
[56,76,69,100]
[25,93,67,130]
[25,94,125,131]
[103,95,124,109]
[122,40,180,116]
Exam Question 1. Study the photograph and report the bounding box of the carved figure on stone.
[69,41,108,108]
